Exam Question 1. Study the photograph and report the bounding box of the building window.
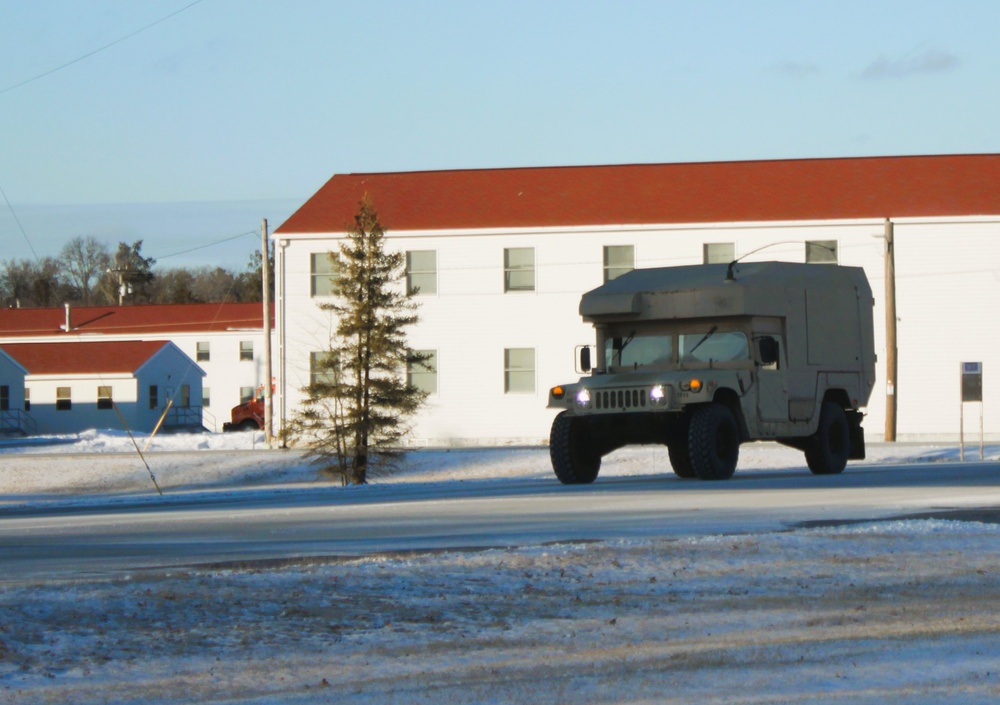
[149,385,158,410]
[311,252,338,297]
[310,351,339,386]
[504,247,535,292]
[97,386,113,410]
[504,348,535,394]
[240,386,255,404]
[406,250,437,295]
[0,385,8,411]
[603,245,634,282]
[56,386,72,411]
[408,350,438,395]
[196,341,210,362]
[240,341,254,361]
[24,387,30,412]
[704,242,735,264]
[202,387,211,408]
[179,385,191,408]
[806,240,838,264]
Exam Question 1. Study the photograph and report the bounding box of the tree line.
[1,236,273,308]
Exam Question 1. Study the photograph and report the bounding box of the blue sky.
[2,0,998,268]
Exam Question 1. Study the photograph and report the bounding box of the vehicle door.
[755,335,788,421]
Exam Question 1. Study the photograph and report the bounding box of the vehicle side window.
[758,335,782,370]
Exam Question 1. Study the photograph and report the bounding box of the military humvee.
[547,261,876,482]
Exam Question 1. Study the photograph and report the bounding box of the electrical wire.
[0,182,39,262]
[0,0,206,96]
[152,229,258,261]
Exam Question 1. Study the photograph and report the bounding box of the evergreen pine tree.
[288,196,428,484]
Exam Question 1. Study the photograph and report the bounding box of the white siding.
[163,331,272,431]
[25,374,136,435]
[0,329,272,432]
[276,216,1000,445]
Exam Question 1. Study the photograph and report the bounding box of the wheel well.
[823,388,852,410]
[710,387,749,441]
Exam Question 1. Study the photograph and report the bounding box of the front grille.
[594,388,647,411]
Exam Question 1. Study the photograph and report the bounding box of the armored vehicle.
[547,262,875,482]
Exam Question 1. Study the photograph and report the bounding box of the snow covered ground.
[2,431,1000,703]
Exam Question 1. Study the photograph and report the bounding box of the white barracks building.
[273,154,1000,446]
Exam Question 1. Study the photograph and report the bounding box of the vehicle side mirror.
[580,346,592,373]
[758,336,779,366]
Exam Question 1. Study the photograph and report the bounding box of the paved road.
[2,460,999,582]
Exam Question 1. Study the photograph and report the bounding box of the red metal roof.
[0,341,171,375]
[0,302,272,336]
[275,154,1000,234]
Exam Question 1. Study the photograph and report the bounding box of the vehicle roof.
[579,262,871,321]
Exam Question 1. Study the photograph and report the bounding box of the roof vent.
[60,303,72,332]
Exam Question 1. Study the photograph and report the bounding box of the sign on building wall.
[962,361,983,402]
[960,362,983,461]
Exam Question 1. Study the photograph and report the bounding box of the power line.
[0,182,39,262]
[153,229,258,261]
[0,0,206,96]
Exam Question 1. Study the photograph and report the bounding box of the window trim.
[310,350,339,387]
[805,240,838,264]
[406,250,438,296]
[97,385,113,410]
[310,252,338,297]
[56,386,72,411]
[504,347,536,394]
[196,341,210,362]
[408,349,438,395]
[503,247,536,292]
[703,242,735,265]
[603,245,635,283]
[240,341,254,361]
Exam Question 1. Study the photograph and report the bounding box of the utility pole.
[106,267,130,306]
[884,218,898,442]
[261,218,274,446]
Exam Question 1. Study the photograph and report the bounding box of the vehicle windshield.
[605,333,672,371]
[602,329,750,371]
[679,331,750,364]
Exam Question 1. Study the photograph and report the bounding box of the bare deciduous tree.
[57,236,111,305]
[0,257,69,308]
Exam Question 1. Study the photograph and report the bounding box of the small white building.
[0,347,28,434]
[0,340,203,435]
[0,303,274,431]
[272,154,1000,445]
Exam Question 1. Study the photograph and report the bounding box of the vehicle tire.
[239,419,261,432]
[667,442,696,478]
[805,401,849,475]
[688,403,740,481]
[550,411,601,484]
[665,416,696,478]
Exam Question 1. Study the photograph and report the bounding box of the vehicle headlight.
[575,388,592,408]
[649,384,669,406]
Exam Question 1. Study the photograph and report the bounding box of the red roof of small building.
[0,341,172,375]
[0,302,272,336]
[275,154,1000,234]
